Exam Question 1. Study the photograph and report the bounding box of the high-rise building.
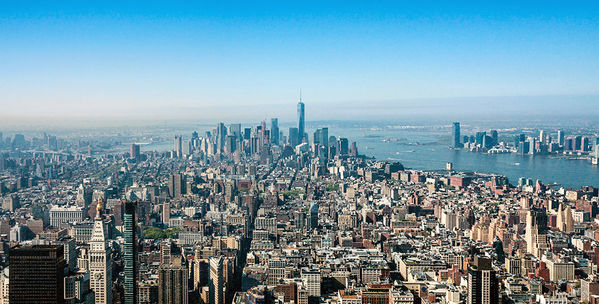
[158,265,188,304]
[209,256,224,304]
[525,208,549,258]
[89,203,112,304]
[309,202,318,229]
[490,130,498,146]
[271,118,279,145]
[229,123,242,139]
[2,194,19,212]
[217,123,227,153]
[556,203,574,233]
[289,127,299,146]
[467,256,498,304]
[557,129,565,146]
[124,201,138,304]
[168,173,185,198]
[313,129,321,146]
[9,245,66,304]
[338,138,349,155]
[452,122,461,148]
[349,142,358,157]
[319,127,328,147]
[539,130,546,143]
[76,184,92,209]
[297,98,305,142]
[130,143,140,159]
[174,135,182,158]
[224,135,236,155]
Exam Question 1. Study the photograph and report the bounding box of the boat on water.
[514,162,520,166]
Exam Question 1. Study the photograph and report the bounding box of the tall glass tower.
[452,122,461,148]
[271,118,279,145]
[123,202,137,304]
[297,98,305,141]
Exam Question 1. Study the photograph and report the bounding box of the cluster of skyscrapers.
[169,98,356,164]
[452,122,599,159]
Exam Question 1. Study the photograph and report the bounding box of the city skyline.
[4,3,599,304]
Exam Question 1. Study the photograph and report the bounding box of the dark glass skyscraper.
[123,201,138,304]
[452,122,461,148]
[271,118,279,145]
[289,127,299,146]
[9,245,66,304]
[297,99,305,142]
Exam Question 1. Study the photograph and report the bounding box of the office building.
[271,118,279,145]
[467,256,498,304]
[452,122,461,148]
[289,127,299,146]
[339,138,349,155]
[2,194,19,212]
[130,143,140,159]
[174,135,182,158]
[168,173,185,198]
[210,256,224,304]
[297,98,305,142]
[9,245,66,304]
[124,201,138,304]
[158,265,188,304]
[229,123,242,139]
[301,268,321,297]
[89,203,112,304]
[525,208,549,258]
[49,205,85,227]
[557,129,565,146]
[217,123,227,153]
[76,184,92,209]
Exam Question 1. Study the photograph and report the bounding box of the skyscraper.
[557,129,565,146]
[452,122,461,148]
[9,245,66,304]
[297,97,305,142]
[338,138,349,155]
[123,201,138,304]
[271,118,279,145]
[158,265,189,304]
[130,143,140,160]
[217,123,227,154]
[209,256,224,304]
[289,127,299,146]
[467,256,498,304]
[525,208,549,258]
[229,123,242,139]
[168,173,185,198]
[174,135,182,158]
[309,202,319,229]
[89,202,112,304]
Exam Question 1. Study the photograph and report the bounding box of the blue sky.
[1,1,598,121]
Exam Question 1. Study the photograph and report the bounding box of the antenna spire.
[299,89,302,102]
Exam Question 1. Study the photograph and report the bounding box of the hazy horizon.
[1,94,598,128]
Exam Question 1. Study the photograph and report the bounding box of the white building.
[301,268,321,297]
[89,204,112,304]
[49,205,85,227]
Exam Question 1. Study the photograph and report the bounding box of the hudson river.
[328,122,599,189]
